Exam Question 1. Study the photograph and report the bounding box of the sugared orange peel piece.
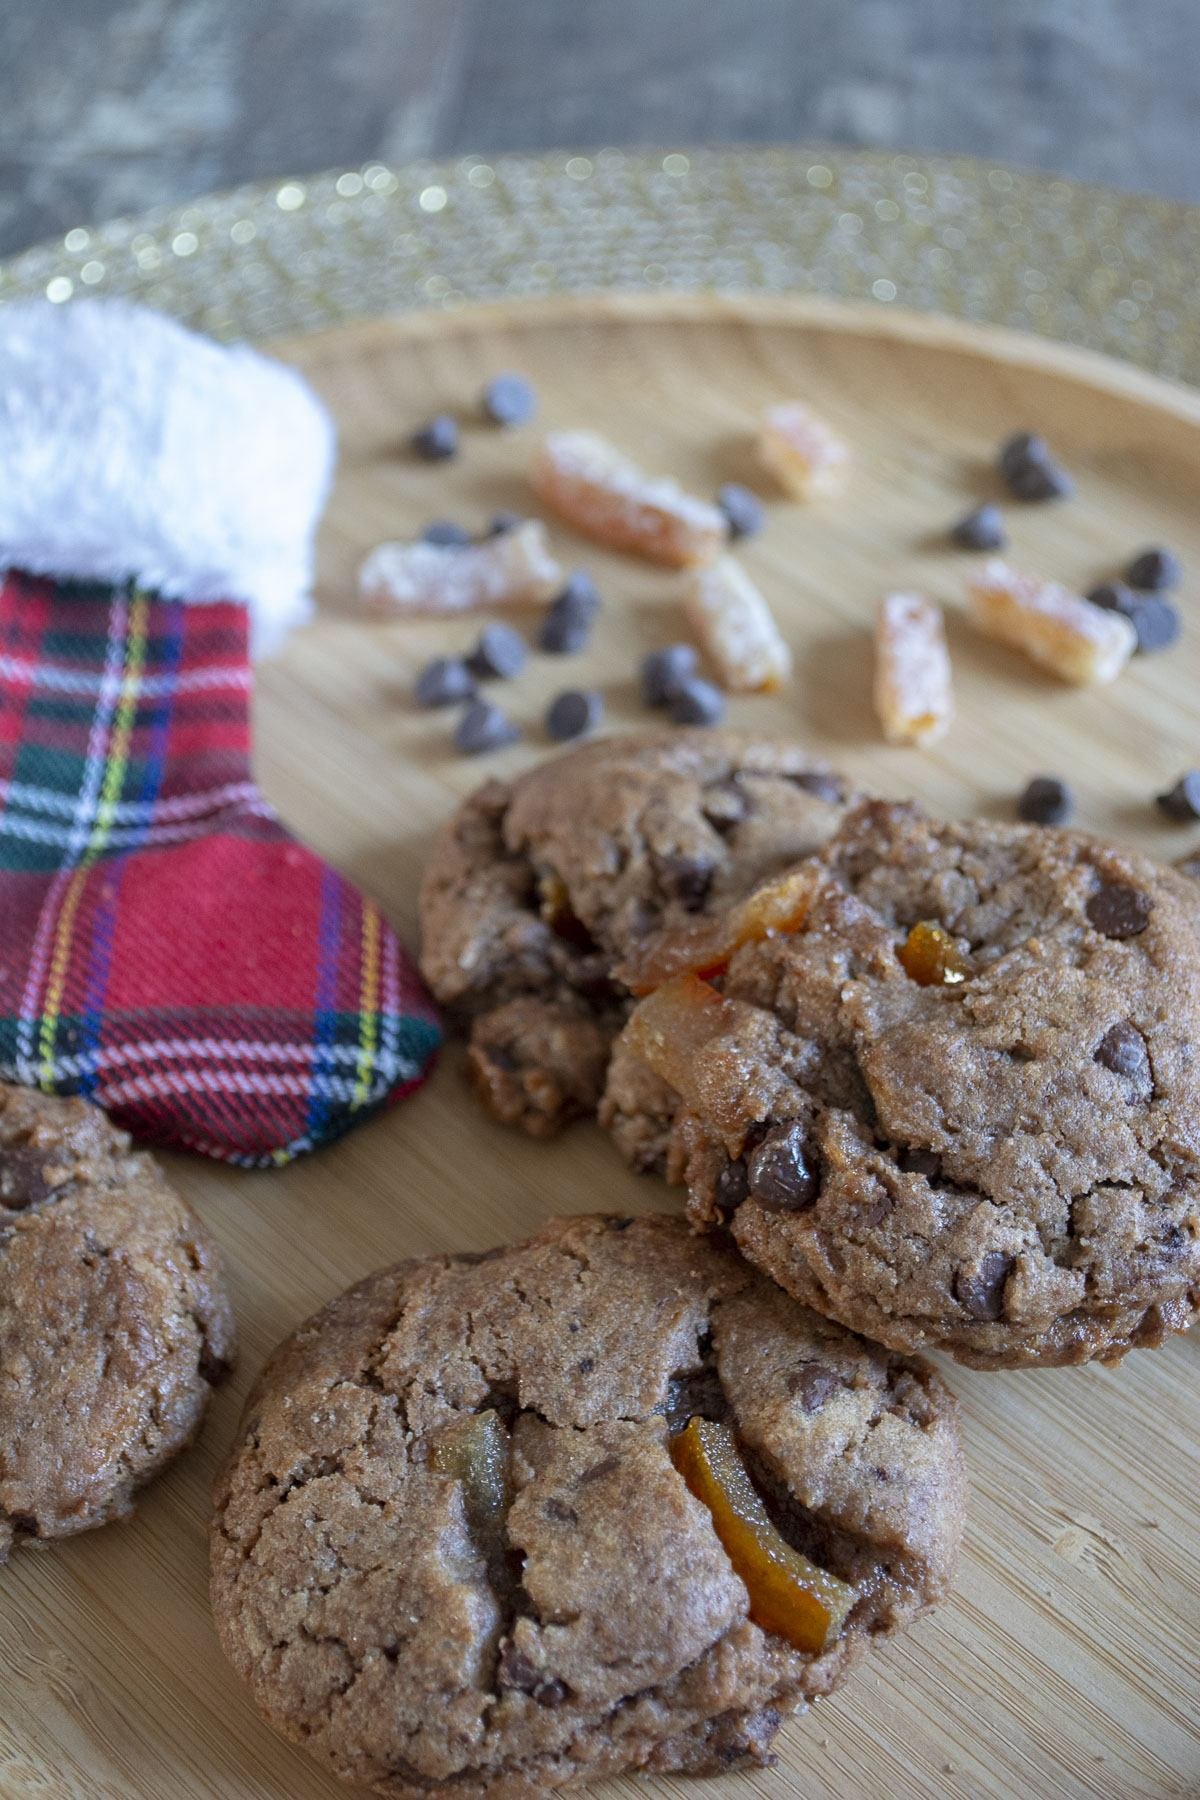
[897,920,968,987]
[624,973,732,1094]
[431,1408,510,1535]
[620,867,815,995]
[670,1418,855,1654]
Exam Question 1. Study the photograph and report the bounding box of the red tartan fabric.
[0,571,440,1164]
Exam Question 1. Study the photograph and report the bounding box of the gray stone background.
[1,0,1196,258]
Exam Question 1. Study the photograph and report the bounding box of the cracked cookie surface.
[0,1083,236,1560]
[603,801,1200,1368]
[418,731,854,1136]
[210,1213,963,1797]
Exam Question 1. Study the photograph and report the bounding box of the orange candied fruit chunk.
[430,1408,510,1534]
[670,1417,855,1655]
[623,972,733,1099]
[897,920,967,987]
[620,866,814,995]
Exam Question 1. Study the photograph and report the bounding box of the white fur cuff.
[0,299,336,656]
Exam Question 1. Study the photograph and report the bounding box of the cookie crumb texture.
[210,1215,962,1796]
[604,802,1200,1368]
[0,1085,235,1560]
[418,731,853,1137]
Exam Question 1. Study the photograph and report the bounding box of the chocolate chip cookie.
[0,1084,235,1559]
[211,1214,963,1796]
[603,801,1200,1369]
[419,732,854,1135]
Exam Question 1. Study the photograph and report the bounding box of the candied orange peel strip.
[759,403,851,501]
[530,429,727,567]
[671,1417,855,1654]
[966,558,1135,685]
[431,1408,510,1533]
[619,866,815,996]
[874,593,954,747]
[684,556,793,693]
[359,520,563,614]
[897,921,968,987]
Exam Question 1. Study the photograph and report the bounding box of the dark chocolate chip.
[556,570,602,618]
[539,574,600,654]
[482,373,537,427]
[791,770,845,805]
[487,509,523,536]
[950,503,1007,551]
[544,1497,578,1524]
[411,414,459,460]
[415,656,476,708]
[953,1251,1013,1321]
[1017,776,1073,826]
[1087,581,1138,617]
[716,1155,749,1210]
[1086,879,1152,939]
[669,676,726,728]
[421,518,473,547]
[496,1643,566,1704]
[747,1123,817,1212]
[0,1148,57,1210]
[1157,771,1200,821]
[580,1454,621,1484]
[717,483,766,540]
[1005,456,1074,502]
[545,689,603,741]
[1093,1021,1150,1085]
[454,699,520,755]
[575,1356,595,1374]
[640,643,698,707]
[1129,596,1180,654]
[1126,546,1182,592]
[469,623,527,680]
[998,431,1050,476]
[786,1360,839,1413]
[660,853,715,910]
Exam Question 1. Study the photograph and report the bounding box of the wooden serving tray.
[3,295,1198,1800]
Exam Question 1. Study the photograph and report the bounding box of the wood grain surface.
[2,295,1198,1800]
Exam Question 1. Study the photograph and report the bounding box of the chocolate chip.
[717,483,766,540]
[716,1155,749,1210]
[415,656,476,708]
[454,699,520,755]
[661,853,715,910]
[421,519,473,547]
[786,1360,839,1413]
[575,1356,595,1374]
[1017,776,1073,826]
[539,573,600,654]
[0,1148,57,1210]
[950,503,1007,550]
[954,1251,1013,1320]
[488,509,523,536]
[545,689,603,741]
[1086,880,1152,939]
[791,770,845,805]
[1087,581,1138,616]
[669,677,726,728]
[1129,596,1180,654]
[1094,1021,1150,1085]
[580,1454,621,1483]
[1157,771,1200,821]
[998,431,1049,476]
[497,1643,566,1704]
[1006,456,1074,502]
[640,643,698,707]
[469,623,527,680]
[747,1123,817,1212]
[482,373,537,427]
[1126,546,1182,591]
[544,1497,578,1524]
[412,414,458,460]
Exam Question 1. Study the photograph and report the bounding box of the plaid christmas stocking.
[0,300,440,1164]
